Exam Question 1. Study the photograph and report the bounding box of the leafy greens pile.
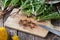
[0,0,60,21]
[19,0,60,21]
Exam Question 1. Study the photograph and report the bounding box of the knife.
[38,24,60,36]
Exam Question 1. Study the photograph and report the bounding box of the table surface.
[0,12,59,40]
[0,0,60,40]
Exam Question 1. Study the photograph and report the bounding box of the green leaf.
[20,0,45,16]
[9,0,19,7]
[38,12,60,21]
[1,0,11,10]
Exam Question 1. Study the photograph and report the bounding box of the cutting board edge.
[4,23,48,38]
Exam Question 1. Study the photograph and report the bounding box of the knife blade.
[38,24,60,36]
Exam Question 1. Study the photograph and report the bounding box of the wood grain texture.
[34,36,46,40]
[0,8,3,26]
[18,32,34,40]
[0,18,3,26]
[3,11,17,40]
[46,32,60,40]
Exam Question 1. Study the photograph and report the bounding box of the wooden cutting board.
[4,8,49,37]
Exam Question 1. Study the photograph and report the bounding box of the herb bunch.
[0,0,60,21]
[20,0,60,21]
